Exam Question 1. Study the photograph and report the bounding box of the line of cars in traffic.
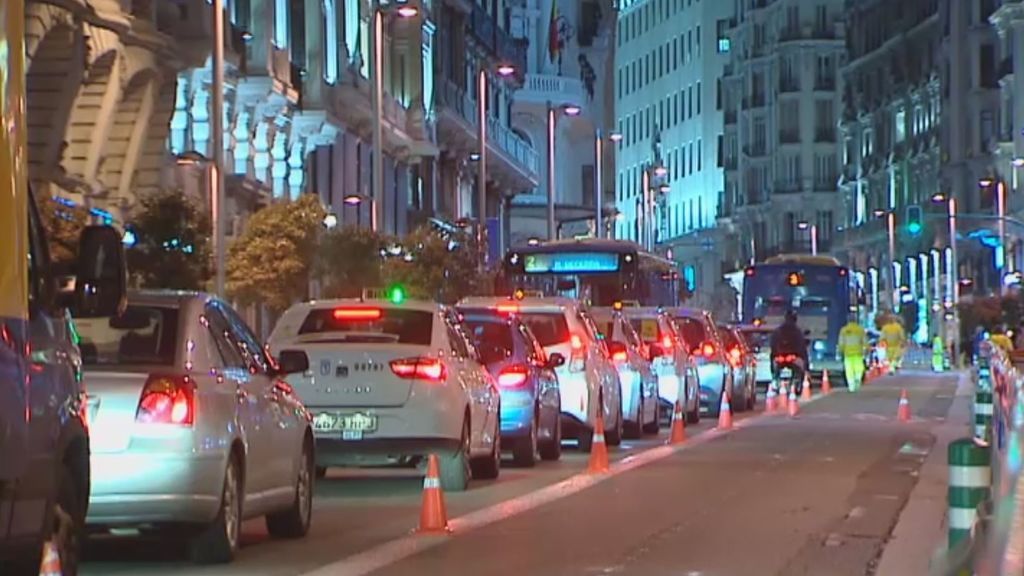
[71,289,769,565]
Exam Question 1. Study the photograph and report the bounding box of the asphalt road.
[82,369,958,576]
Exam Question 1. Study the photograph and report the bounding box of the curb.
[874,371,974,576]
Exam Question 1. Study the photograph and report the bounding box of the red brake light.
[136,375,195,425]
[496,304,519,314]
[570,334,584,350]
[728,347,742,366]
[333,308,383,321]
[661,335,673,349]
[612,350,628,362]
[701,342,716,357]
[497,364,529,387]
[390,357,447,382]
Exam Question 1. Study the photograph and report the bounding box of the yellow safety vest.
[839,323,866,356]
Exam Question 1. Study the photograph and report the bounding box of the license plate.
[780,368,793,378]
[312,412,377,435]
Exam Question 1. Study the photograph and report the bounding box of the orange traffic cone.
[897,389,911,422]
[821,370,832,393]
[38,540,61,576]
[667,399,687,445]
[801,373,812,400]
[765,385,777,413]
[778,381,789,409]
[787,386,800,417]
[417,454,451,534]
[717,390,733,430]
[587,411,610,474]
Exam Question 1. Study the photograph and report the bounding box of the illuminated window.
[274,0,288,48]
[324,0,338,83]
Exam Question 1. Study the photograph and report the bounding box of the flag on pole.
[548,0,560,62]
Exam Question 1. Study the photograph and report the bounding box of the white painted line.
[297,390,837,576]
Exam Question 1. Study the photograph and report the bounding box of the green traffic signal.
[907,221,922,234]
[388,285,406,304]
[905,205,923,236]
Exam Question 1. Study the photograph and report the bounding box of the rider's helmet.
[785,309,798,324]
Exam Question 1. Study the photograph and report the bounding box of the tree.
[380,226,486,303]
[127,189,212,290]
[317,226,388,298]
[227,194,325,313]
[35,195,89,269]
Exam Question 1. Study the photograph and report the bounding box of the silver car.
[76,292,314,564]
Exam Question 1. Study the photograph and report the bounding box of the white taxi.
[267,296,501,491]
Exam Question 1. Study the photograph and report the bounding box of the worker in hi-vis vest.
[838,314,868,392]
[932,335,945,372]
[880,318,907,372]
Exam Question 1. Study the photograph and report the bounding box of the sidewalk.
[874,370,973,576]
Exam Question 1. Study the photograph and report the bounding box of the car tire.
[624,396,643,439]
[470,424,501,480]
[539,414,562,461]
[439,420,471,492]
[512,417,539,467]
[190,454,242,564]
[606,400,624,447]
[266,438,314,539]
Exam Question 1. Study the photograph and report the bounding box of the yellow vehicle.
[0,3,127,573]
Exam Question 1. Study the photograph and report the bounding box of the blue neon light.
[523,252,620,273]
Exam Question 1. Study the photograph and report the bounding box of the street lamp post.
[595,128,603,239]
[797,221,818,255]
[475,65,515,274]
[887,211,896,310]
[370,2,418,234]
[211,0,226,297]
[949,197,960,366]
[545,102,581,240]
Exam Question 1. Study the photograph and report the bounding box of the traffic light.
[387,284,406,304]
[905,205,923,236]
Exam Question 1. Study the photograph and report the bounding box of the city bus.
[499,239,682,307]
[741,254,855,378]
[0,3,127,572]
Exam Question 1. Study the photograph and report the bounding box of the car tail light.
[497,364,529,387]
[568,334,586,372]
[570,334,583,350]
[661,335,673,349]
[607,341,628,363]
[773,353,797,363]
[390,357,447,382]
[333,308,383,321]
[728,347,742,367]
[136,375,196,425]
[496,304,519,314]
[697,342,716,357]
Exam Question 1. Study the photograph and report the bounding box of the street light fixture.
[547,102,584,239]
[979,177,995,188]
[476,63,518,273]
[608,132,623,143]
[323,213,339,229]
[563,105,582,116]
[931,192,947,203]
[343,194,364,205]
[654,166,668,177]
[371,1,419,234]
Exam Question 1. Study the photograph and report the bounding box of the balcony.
[814,129,836,143]
[469,4,527,77]
[779,130,800,144]
[779,78,800,93]
[778,23,842,44]
[512,73,587,111]
[436,79,539,188]
[814,77,837,91]
[774,181,801,194]
[743,144,767,158]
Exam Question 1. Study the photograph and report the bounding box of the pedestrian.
[880,316,907,373]
[839,313,867,391]
[931,335,945,372]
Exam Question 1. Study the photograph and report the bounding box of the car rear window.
[462,317,515,364]
[718,327,740,349]
[629,317,668,343]
[76,306,179,366]
[673,317,708,346]
[298,308,433,345]
[520,313,570,347]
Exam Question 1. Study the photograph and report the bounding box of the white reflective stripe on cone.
[423,477,441,489]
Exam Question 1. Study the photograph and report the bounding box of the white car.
[460,297,622,452]
[267,298,501,491]
[622,307,701,424]
[737,324,774,387]
[590,308,661,437]
[667,308,734,417]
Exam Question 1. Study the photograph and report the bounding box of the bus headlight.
[813,340,826,353]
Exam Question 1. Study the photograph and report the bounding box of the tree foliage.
[226,194,325,313]
[35,195,89,268]
[380,226,490,303]
[127,189,212,290]
[318,225,388,298]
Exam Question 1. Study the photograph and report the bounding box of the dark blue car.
[457,306,563,466]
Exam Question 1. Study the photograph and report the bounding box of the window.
[689,142,694,173]
[688,86,693,119]
[274,0,289,48]
[696,81,701,114]
[780,100,800,142]
[895,109,906,143]
[718,36,731,53]
[697,139,702,171]
[815,4,827,33]
[814,100,834,141]
[323,0,338,83]
[785,5,799,35]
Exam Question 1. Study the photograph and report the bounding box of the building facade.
[992,1,1024,280]
[613,0,732,314]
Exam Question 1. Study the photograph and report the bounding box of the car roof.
[459,296,578,312]
[295,298,441,314]
[128,290,210,307]
[667,307,712,321]
[620,307,665,319]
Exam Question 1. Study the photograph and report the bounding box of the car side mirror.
[74,225,127,318]
[547,352,566,369]
[277,349,310,374]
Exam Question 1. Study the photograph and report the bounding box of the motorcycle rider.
[770,309,809,394]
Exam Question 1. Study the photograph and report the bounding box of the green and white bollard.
[975,390,994,445]
[948,438,991,547]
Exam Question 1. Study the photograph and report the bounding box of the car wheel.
[606,399,624,446]
[512,416,539,467]
[471,423,501,480]
[190,454,242,564]
[266,438,314,539]
[439,420,471,492]
[539,412,562,461]
[624,396,643,439]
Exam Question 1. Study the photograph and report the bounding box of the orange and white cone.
[417,454,451,534]
[801,373,813,400]
[821,369,832,393]
[717,389,733,430]
[587,411,610,474]
[787,386,800,417]
[38,540,61,576]
[668,399,687,445]
[897,389,912,422]
[778,381,789,409]
[765,385,777,413]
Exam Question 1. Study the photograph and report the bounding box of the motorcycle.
[772,353,806,396]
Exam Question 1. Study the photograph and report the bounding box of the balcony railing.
[440,80,539,176]
[814,129,836,142]
[515,73,587,105]
[779,129,800,144]
[814,77,837,91]
[470,4,526,74]
[779,78,800,93]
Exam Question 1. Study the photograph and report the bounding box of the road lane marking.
[297,391,835,576]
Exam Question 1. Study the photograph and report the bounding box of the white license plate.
[312,412,377,436]
[780,368,793,378]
